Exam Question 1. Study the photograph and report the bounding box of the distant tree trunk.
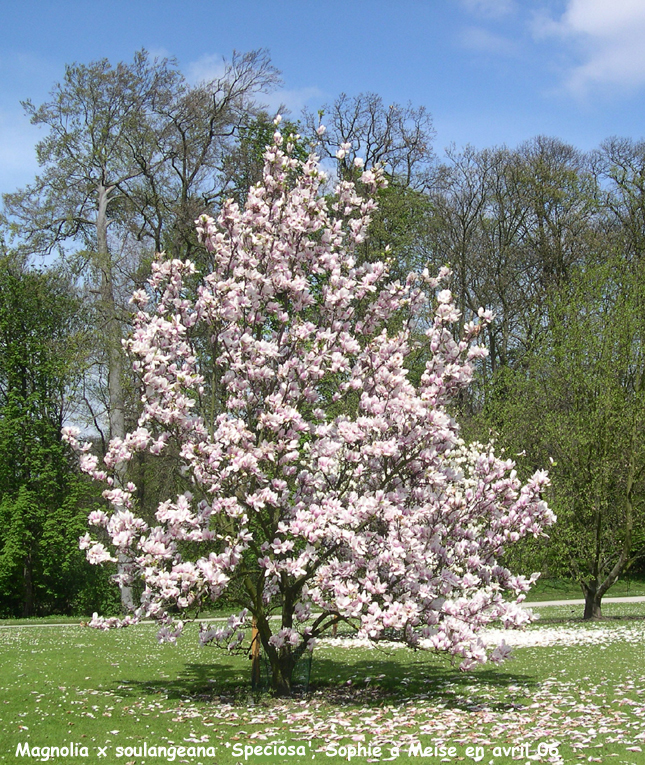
[582,582,603,619]
[97,184,126,443]
[22,551,34,618]
[97,183,134,612]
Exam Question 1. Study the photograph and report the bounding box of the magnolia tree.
[63,122,554,695]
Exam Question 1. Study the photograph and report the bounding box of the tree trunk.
[270,650,296,697]
[97,184,126,444]
[97,183,134,612]
[253,607,297,696]
[583,586,602,619]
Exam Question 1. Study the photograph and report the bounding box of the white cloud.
[536,0,645,96]
[459,0,516,17]
[145,47,174,66]
[185,53,229,85]
[459,26,519,55]
[263,86,324,118]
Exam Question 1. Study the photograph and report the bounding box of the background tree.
[593,137,645,261]
[425,139,598,388]
[124,50,281,265]
[305,92,434,188]
[422,137,645,615]
[488,251,645,618]
[3,52,178,454]
[0,257,111,617]
[3,49,280,441]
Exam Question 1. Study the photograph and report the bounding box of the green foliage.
[486,253,645,593]
[0,258,115,617]
[362,181,434,277]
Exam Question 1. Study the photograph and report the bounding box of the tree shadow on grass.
[113,657,251,703]
[112,651,538,714]
[308,654,537,712]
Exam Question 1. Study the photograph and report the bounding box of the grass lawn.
[2,602,645,764]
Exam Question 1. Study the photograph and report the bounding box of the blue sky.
[1,0,645,195]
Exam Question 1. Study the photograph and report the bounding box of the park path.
[2,596,645,628]
[526,595,645,606]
